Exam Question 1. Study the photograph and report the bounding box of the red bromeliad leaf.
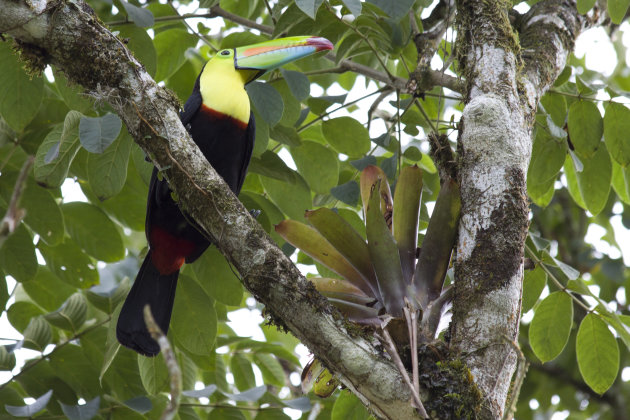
[360,165,393,229]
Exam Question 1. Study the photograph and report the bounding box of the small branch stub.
[143,305,182,420]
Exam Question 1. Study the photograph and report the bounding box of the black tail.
[116,251,179,357]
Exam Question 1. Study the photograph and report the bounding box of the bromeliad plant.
[275,164,461,406]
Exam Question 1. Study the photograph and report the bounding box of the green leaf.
[574,144,612,216]
[261,174,312,221]
[564,153,587,209]
[7,301,44,332]
[60,397,101,420]
[117,25,157,77]
[393,165,423,282]
[270,125,301,147]
[34,111,83,188]
[22,267,75,311]
[305,208,378,297]
[5,390,52,418]
[366,179,405,316]
[247,82,284,126]
[208,407,246,420]
[341,0,362,16]
[291,141,339,193]
[322,117,370,157]
[611,159,630,204]
[280,69,310,101]
[529,291,573,362]
[331,390,370,420]
[608,0,630,23]
[23,316,52,352]
[577,0,597,13]
[527,123,566,206]
[79,113,122,154]
[38,238,99,288]
[138,353,169,395]
[190,246,243,306]
[87,130,132,200]
[154,29,198,82]
[100,303,122,383]
[295,0,325,18]
[568,100,602,159]
[576,313,619,394]
[171,275,217,355]
[223,385,267,402]
[121,0,155,27]
[0,345,17,371]
[367,0,414,19]
[0,224,37,282]
[253,353,285,387]
[604,102,630,166]
[331,181,360,206]
[0,42,43,131]
[53,69,94,114]
[20,180,65,246]
[62,202,125,262]
[248,151,296,183]
[230,353,256,391]
[522,266,547,313]
[44,293,88,332]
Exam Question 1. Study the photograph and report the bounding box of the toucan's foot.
[249,209,261,219]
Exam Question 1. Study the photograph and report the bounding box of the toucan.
[117,36,334,356]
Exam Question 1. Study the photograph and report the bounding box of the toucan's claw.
[249,209,261,219]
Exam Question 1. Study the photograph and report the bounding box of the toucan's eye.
[220,50,230,56]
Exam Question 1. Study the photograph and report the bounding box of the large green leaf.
[577,0,597,13]
[230,353,256,391]
[116,25,157,78]
[62,202,125,262]
[574,144,611,216]
[23,316,52,352]
[295,0,325,18]
[79,113,122,154]
[608,0,630,24]
[366,179,405,316]
[392,165,422,282]
[611,159,630,204]
[331,390,371,420]
[522,266,547,313]
[576,313,619,394]
[0,224,37,282]
[138,353,169,395]
[20,180,65,246]
[0,42,43,131]
[153,29,198,82]
[568,100,602,159]
[44,293,88,332]
[87,130,132,200]
[253,353,285,387]
[171,275,217,356]
[604,102,630,166]
[564,153,587,210]
[190,246,243,306]
[529,291,573,362]
[38,238,99,288]
[322,117,371,157]
[275,219,373,295]
[247,82,284,126]
[527,123,566,206]
[34,111,83,188]
[290,141,339,193]
[261,174,312,222]
[22,267,75,312]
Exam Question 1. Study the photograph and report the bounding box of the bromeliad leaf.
[366,179,405,317]
[305,208,379,298]
[275,220,373,295]
[392,165,423,282]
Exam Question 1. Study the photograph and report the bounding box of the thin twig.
[0,156,34,248]
[378,327,428,418]
[144,305,181,420]
[263,0,276,25]
[502,336,528,420]
[403,298,420,398]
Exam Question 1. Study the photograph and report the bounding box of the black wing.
[234,111,256,196]
[179,66,204,127]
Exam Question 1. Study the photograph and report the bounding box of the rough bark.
[451,1,586,418]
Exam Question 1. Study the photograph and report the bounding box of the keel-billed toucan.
[117,36,333,356]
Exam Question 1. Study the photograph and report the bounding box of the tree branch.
[0,2,421,418]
